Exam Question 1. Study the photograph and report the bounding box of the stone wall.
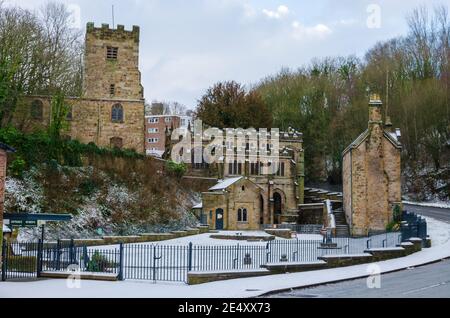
[343,98,402,236]
[69,98,145,153]
[342,152,352,226]
[84,23,143,100]
[202,179,263,230]
[227,180,262,230]
[15,96,145,153]
[10,23,146,154]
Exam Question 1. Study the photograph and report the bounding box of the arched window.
[66,106,73,121]
[110,137,123,149]
[238,208,248,222]
[111,104,124,122]
[31,100,43,120]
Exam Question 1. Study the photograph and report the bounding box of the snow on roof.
[3,224,11,233]
[343,127,402,156]
[209,177,243,191]
[146,150,165,158]
[193,202,203,209]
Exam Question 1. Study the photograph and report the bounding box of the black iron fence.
[40,240,121,277]
[1,241,39,281]
[1,231,402,284]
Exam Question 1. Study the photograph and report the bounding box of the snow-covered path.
[1,216,449,299]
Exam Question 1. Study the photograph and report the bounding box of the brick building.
[12,23,145,153]
[342,94,402,236]
[145,115,192,157]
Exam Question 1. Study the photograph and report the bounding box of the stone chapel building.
[194,129,305,231]
[342,94,402,236]
[12,23,145,153]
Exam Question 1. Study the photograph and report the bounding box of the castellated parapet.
[84,22,144,100]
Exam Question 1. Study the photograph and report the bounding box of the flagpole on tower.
[112,5,115,29]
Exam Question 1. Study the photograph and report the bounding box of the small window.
[107,46,118,60]
[148,138,159,143]
[148,117,159,124]
[110,84,116,96]
[111,104,124,122]
[241,186,245,192]
[276,162,286,177]
[31,100,43,120]
[165,117,172,123]
[148,128,159,133]
[66,106,73,121]
[238,208,248,222]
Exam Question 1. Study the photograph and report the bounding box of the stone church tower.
[83,23,144,100]
[342,94,402,236]
[12,23,146,153]
[68,23,145,152]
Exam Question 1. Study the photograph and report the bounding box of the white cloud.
[291,21,332,40]
[262,5,290,19]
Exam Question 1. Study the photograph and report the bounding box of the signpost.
[3,214,71,243]
[10,220,38,228]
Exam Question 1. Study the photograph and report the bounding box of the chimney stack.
[385,116,393,132]
[369,93,383,127]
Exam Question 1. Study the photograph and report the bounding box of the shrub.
[386,221,400,232]
[166,161,187,179]
[7,256,37,273]
[9,157,26,177]
[86,251,116,273]
[0,127,144,169]
[393,204,402,222]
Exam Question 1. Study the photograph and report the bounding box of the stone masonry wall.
[226,180,261,230]
[70,98,145,153]
[347,127,401,236]
[15,96,145,153]
[365,124,389,232]
[342,152,352,226]
[350,143,368,236]
[84,23,143,100]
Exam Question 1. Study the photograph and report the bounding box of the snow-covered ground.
[2,219,448,298]
[404,200,450,209]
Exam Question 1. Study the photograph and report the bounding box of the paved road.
[268,204,450,298]
[404,203,450,223]
[267,259,450,298]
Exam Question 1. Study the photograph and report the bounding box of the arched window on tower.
[111,104,124,123]
[31,100,43,120]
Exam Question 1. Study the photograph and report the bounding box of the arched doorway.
[215,209,224,230]
[273,192,282,224]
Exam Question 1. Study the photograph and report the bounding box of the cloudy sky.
[6,0,450,108]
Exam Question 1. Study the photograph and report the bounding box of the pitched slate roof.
[209,177,243,191]
[342,128,402,156]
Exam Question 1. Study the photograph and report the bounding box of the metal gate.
[1,240,39,281]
